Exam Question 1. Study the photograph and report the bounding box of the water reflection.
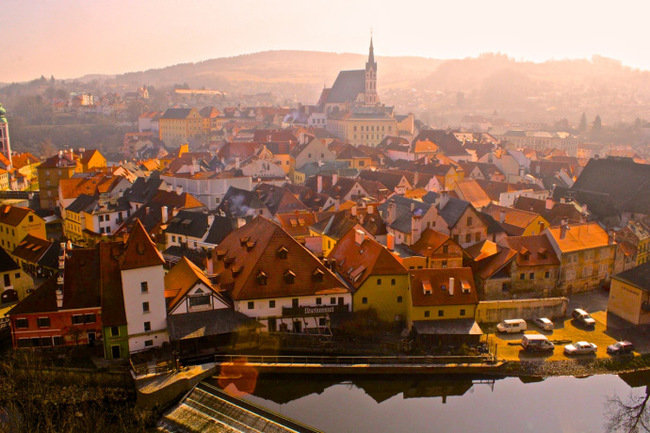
[606,371,650,433]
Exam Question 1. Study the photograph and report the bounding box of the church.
[318,37,380,113]
[317,38,408,147]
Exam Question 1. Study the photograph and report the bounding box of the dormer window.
[312,268,325,282]
[277,246,289,259]
[284,270,296,284]
[232,265,243,277]
[423,280,433,295]
[223,257,234,268]
[246,241,256,251]
[240,236,250,246]
[256,271,267,286]
[216,249,227,260]
[461,280,471,294]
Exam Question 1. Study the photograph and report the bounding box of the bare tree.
[606,387,650,433]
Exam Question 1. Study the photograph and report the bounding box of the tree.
[579,112,587,132]
[606,387,650,433]
[591,115,603,141]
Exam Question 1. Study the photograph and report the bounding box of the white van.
[521,334,555,352]
[496,319,527,333]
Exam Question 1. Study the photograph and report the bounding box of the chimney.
[413,171,419,188]
[560,218,568,240]
[499,209,506,224]
[608,230,615,245]
[332,173,338,186]
[545,198,554,210]
[206,251,214,275]
[317,175,323,193]
[354,229,365,246]
[351,206,357,216]
[176,185,183,195]
[161,206,168,224]
[207,213,215,227]
[235,156,240,169]
[386,200,397,224]
[368,205,374,214]
[438,191,450,209]
[449,277,455,296]
[387,232,395,251]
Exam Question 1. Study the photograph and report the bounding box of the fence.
[214,353,495,366]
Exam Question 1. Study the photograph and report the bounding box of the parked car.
[572,308,596,328]
[564,341,597,355]
[496,319,527,333]
[521,334,555,352]
[532,317,554,331]
[607,341,635,355]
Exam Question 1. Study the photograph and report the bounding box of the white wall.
[169,282,229,315]
[120,265,169,352]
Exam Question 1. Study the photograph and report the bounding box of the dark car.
[607,341,634,355]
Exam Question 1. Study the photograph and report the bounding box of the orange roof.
[506,235,560,267]
[11,153,40,169]
[413,139,439,154]
[546,222,611,253]
[411,229,455,257]
[409,268,479,307]
[119,219,164,270]
[455,180,492,209]
[484,203,545,235]
[59,175,123,199]
[209,216,348,301]
[164,257,226,310]
[329,229,408,290]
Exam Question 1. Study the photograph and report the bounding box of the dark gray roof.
[422,192,471,228]
[161,108,193,119]
[217,186,265,218]
[309,211,356,240]
[204,216,237,245]
[614,262,650,292]
[124,176,164,204]
[66,194,97,213]
[412,319,483,335]
[412,130,468,156]
[0,247,19,273]
[166,309,261,340]
[378,195,431,234]
[166,210,209,238]
[324,70,366,104]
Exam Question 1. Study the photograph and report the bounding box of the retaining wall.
[476,297,568,323]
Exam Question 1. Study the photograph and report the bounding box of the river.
[204,371,650,433]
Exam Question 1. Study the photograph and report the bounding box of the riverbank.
[498,353,650,378]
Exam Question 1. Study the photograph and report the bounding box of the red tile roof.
[409,268,479,307]
[0,205,33,227]
[165,257,228,311]
[119,219,164,270]
[328,229,407,290]
[209,216,348,301]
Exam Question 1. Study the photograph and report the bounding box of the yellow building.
[0,205,46,252]
[608,262,650,325]
[484,204,550,237]
[78,148,107,173]
[309,211,358,258]
[159,108,203,144]
[615,220,650,266]
[11,153,40,190]
[410,229,465,269]
[328,229,409,323]
[327,109,398,147]
[0,246,34,302]
[545,222,617,293]
[36,151,80,208]
[406,268,480,328]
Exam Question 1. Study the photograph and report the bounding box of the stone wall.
[475,297,568,323]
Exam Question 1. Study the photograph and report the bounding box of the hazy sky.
[2,0,649,83]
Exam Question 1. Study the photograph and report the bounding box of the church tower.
[364,36,379,106]
[0,103,12,169]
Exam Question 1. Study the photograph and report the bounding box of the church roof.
[324,70,366,104]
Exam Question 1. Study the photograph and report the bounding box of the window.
[171,235,176,242]
[37,317,50,328]
[376,278,382,285]
[520,273,525,280]
[362,297,368,304]
[17,338,31,348]
[545,271,551,279]
[467,217,473,226]
[189,295,210,307]
[247,301,254,310]
[141,282,148,293]
[316,297,322,305]
[111,326,119,337]
[144,322,151,332]
[442,260,448,268]
[460,309,466,316]
[142,302,150,313]
[319,318,327,327]
[144,340,153,347]
[41,337,52,347]
[582,266,593,278]
[465,234,472,243]
[397,296,403,303]
[99,215,104,222]
[72,314,84,325]
[475,233,481,242]
[15,318,28,329]
[424,311,430,318]
[28,215,33,222]
[14,273,19,279]
[84,313,96,324]
[292,298,299,308]
[442,245,449,254]
[105,214,110,221]
[53,336,64,346]
[330,297,336,305]
[453,235,459,243]
[438,310,444,317]
[269,300,276,308]
[529,272,535,280]
[3,274,9,286]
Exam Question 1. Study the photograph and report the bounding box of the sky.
[2,0,650,83]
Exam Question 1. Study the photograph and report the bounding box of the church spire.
[366,33,376,71]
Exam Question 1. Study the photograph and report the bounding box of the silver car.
[564,341,597,355]
[532,317,554,331]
